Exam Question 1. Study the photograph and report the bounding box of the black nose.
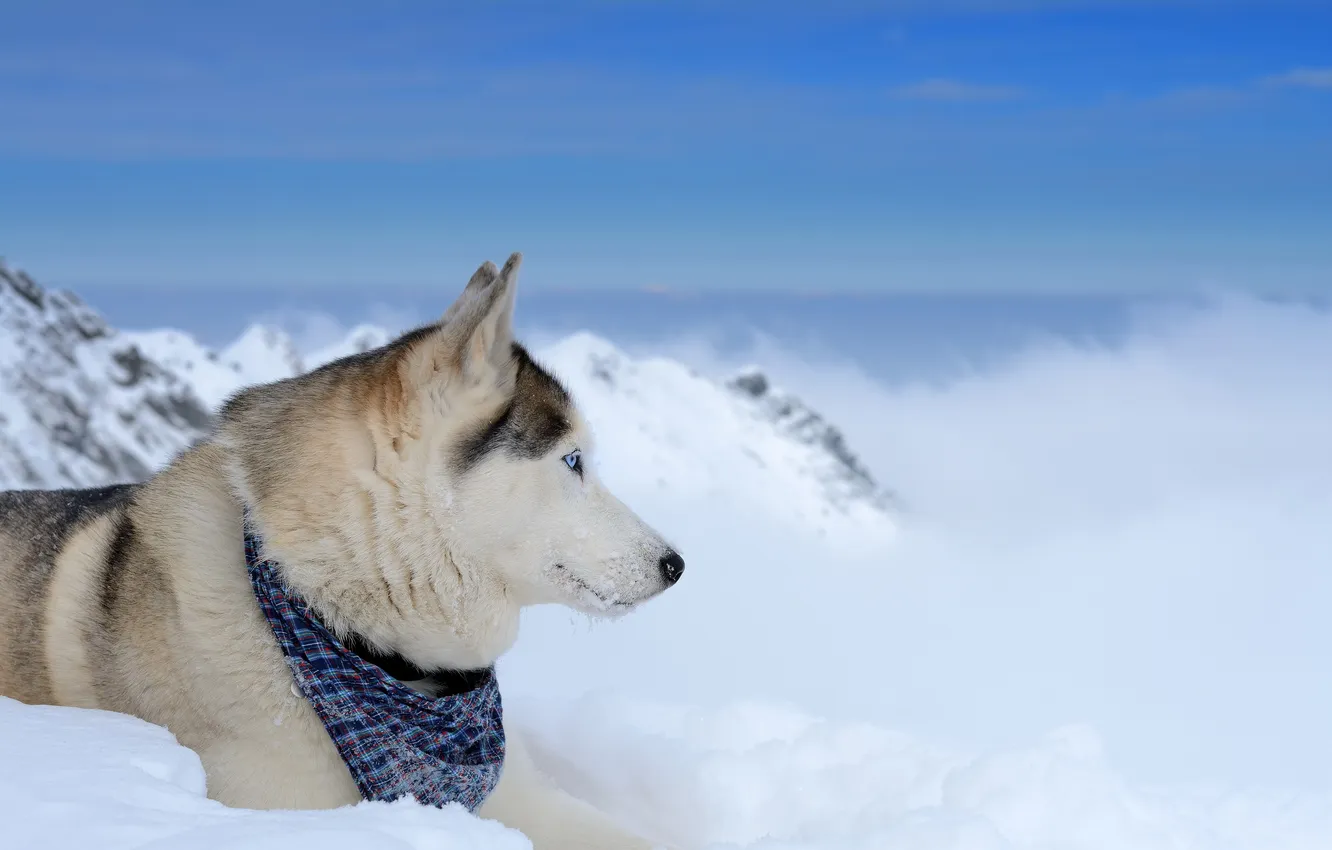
[659,550,685,586]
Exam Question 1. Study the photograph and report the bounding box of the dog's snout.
[658,550,685,586]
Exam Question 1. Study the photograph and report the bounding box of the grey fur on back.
[0,485,137,702]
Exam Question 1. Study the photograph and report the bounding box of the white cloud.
[508,293,1332,792]
[1264,66,1332,90]
[1159,66,1332,105]
[251,305,427,355]
[890,78,1028,102]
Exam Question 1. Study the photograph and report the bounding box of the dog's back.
[0,484,137,704]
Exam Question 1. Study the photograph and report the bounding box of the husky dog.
[0,254,684,849]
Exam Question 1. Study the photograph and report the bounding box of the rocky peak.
[541,332,898,544]
[0,261,213,488]
[727,366,896,515]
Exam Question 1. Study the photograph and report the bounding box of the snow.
[221,324,305,386]
[8,692,1332,850]
[123,329,251,410]
[0,697,529,850]
[306,323,394,369]
[3,260,1332,848]
[514,694,1332,850]
[0,264,214,487]
[538,332,896,549]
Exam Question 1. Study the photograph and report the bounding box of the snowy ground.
[8,692,1332,850]
[6,293,1332,848]
[0,698,527,850]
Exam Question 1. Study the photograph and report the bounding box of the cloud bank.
[502,293,1332,792]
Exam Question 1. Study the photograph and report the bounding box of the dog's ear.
[398,253,523,407]
[440,258,500,325]
[442,251,520,384]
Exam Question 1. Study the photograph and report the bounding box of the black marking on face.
[453,343,573,475]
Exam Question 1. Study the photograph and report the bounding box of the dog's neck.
[239,502,508,696]
[233,489,522,672]
[305,604,492,698]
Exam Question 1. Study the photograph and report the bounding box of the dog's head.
[394,253,684,614]
[222,253,681,666]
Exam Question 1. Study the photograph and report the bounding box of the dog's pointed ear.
[440,259,500,325]
[449,252,519,379]
[389,254,522,438]
[416,252,522,388]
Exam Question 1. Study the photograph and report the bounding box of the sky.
[1,0,1330,295]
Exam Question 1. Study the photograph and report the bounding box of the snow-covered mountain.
[0,263,214,488]
[0,261,896,543]
[540,333,897,545]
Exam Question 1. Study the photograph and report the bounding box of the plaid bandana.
[244,517,506,812]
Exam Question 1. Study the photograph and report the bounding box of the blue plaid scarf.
[244,518,505,812]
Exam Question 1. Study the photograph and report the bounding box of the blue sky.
[1,0,1330,294]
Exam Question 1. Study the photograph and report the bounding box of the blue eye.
[562,450,583,475]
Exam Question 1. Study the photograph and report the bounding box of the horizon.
[7,254,1329,392]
